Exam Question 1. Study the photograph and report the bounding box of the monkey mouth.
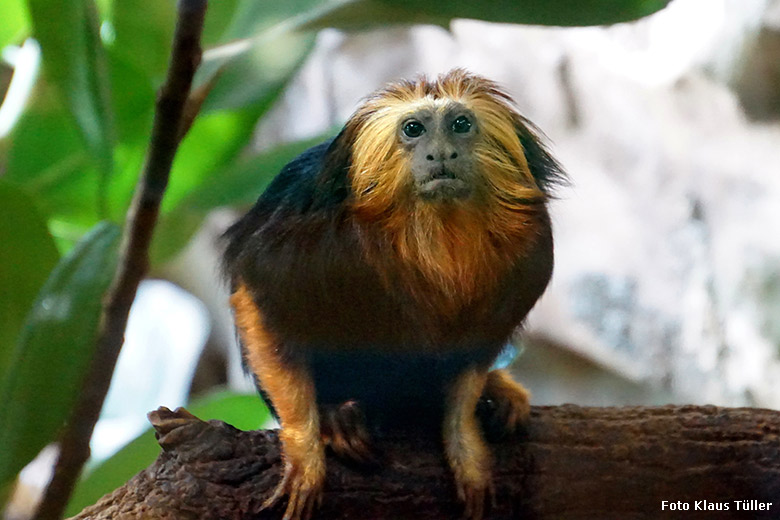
[417,173,471,201]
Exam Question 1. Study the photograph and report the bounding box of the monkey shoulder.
[222,138,352,267]
[221,136,372,322]
[247,138,343,220]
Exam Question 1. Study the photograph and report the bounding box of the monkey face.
[347,71,552,220]
[399,103,479,202]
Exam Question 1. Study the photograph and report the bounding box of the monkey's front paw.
[263,459,325,520]
[479,369,531,439]
[455,472,495,520]
[321,400,376,465]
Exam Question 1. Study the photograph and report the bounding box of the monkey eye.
[451,115,472,133]
[402,120,425,138]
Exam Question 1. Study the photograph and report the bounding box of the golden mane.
[345,69,550,315]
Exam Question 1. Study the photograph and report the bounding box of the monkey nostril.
[450,152,458,159]
[426,154,434,161]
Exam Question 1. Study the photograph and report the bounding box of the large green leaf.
[66,390,271,516]
[184,133,330,211]
[26,0,114,197]
[163,109,261,213]
[417,0,672,25]
[4,87,104,246]
[306,0,672,29]
[197,0,318,112]
[139,0,319,262]
[201,0,242,45]
[221,0,326,38]
[0,181,59,388]
[106,50,156,146]
[200,30,315,112]
[108,0,313,113]
[110,0,176,84]
[106,0,244,120]
[0,222,120,489]
[103,0,244,143]
[4,96,101,234]
[106,0,243,79]
[5,86,90,185]
[0,0,29,49]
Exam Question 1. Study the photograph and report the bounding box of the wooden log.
[71,405,780,519]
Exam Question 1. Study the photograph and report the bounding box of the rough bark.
[71,405,780,519]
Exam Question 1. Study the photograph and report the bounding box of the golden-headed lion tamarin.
[223,69,564,520]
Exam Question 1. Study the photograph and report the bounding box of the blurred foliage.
[0,223,119,489]
[0,181,58,386]
[0,0,670,513]
[0,0,29,51]
[306,0,671,30]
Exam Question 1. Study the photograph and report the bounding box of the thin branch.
[32,1,208,519]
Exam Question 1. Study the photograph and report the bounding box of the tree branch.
[32,2,208,519]
[72,405,780,519]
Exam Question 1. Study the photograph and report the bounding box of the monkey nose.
[426,150,459,161]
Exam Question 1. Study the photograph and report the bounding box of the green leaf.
[151,133,329,264]
[192,132,332,210]
[103,0,317,264]
[5,86,90,186]
[305,0,672,29]
[105,142,146,223]
[66,390,271,516]
[142,0,320,262]
[103,1,314,248]
[5,96,102,229]
[201,0,242,45]
[163,109,260,213]
[106,49,156,146]
[200,31,315,112]
[0,181,59,389]
[424,0,673,26]
[212,0,325,46]
[300,0,440,30]
[104,0,244,139]
[0,222,120,489]
[198,0,318,113]
[110,0,175,83]
[0,0,29,49]
[26,0,115,204]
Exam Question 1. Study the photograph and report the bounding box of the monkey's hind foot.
[479,369,531,439]
[263,455,324,520]
[320,400,377,466]
[456,473,496,520]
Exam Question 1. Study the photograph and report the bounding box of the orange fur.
[347,69,549,315]
[444,366,493,520]
[231,284,325,519]
[483,369,532,433]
